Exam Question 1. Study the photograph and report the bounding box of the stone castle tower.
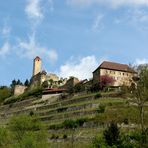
[33,56,41,76]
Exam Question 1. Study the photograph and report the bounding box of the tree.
[8,115,48,148]
[42,81,48,88]
[16,79,23,85]
[131,66,148,136]
[103,121,120,146]
[48,79,54,88]
[10,79,17,88]
[24,79,29,86]
[100,75,115,89]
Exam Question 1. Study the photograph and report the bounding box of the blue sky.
[0,0,148,86]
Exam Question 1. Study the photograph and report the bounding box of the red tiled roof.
[34,56,41,60]
[94,61,136,73]
[43,88,66,94]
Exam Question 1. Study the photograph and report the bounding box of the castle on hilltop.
[30,56,67,88]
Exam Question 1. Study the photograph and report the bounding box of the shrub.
[63,134,67,139]
[0,127,11,148]
[63,119,78,129]
[91,136,101,148]
[50,134,56,139]
[96,104,106,113]
[75,118,88,127]
[94,93,102,99]
[8,115,43,142]
[4,87,43,105]
[57,107,67,113]
[91,136,107,148]
[29,111,34,116]
[49,124,63,130]
[123,118,129,125]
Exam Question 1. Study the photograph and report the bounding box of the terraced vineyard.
[0,92,148,148]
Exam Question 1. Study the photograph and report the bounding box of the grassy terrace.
[0,91,148,130]
[35,98,125,116]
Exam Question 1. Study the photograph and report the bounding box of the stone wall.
[14,85,27,96]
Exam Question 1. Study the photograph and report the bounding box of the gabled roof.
[93,61,136,73]
[34,56,41,60]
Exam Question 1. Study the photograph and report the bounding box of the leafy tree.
[100,75,115,89]
[8,115,43,142]
[8,115,48,148]
[42,81,48,88]
[74,83,85,93]
[130,66,148,147]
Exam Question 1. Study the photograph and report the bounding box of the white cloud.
[25,0,43,20]
[59,56,105,80]
[114,8,148,31]
[135,58,148,65]
[92,14,104,32]
[0,42,10,56]
[17,34,58,62]
[48,0,54,12]
[2,26,11,38]
[67,0,148,8]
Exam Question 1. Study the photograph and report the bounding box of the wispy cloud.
[0,42,10,57]
[135,58,148,65]
[25,0,43,20]
[0,23,11,57]
[18,0,58,62]
[59,55,106,79]
[92,14,104,32]
[114,8,148,31]
[66,0,148,8]
[17,34,58,62]
[2,26,11,38]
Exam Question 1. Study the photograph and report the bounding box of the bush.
[75,118,88,127]
[94,93,102,99]
[63,119,78,129]
[57,107,67,113]
[4,87,43,105]
[0,127,11,148]
[123,118,129,125]
[50,134,56,139]
[29,111,34,116]
[8,115,43,142]
[91,136,107,148]
[96,104,106,113]
[63,134,67,139]
[49,124,63,130]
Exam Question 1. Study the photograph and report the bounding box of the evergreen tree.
[16,79,21,85]
[103,121,120,146]
[24,79,29,86]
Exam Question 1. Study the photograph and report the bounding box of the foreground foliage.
[91,121,148,148]
[0,115,48,148]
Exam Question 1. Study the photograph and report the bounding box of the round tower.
[33,56,41,76]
